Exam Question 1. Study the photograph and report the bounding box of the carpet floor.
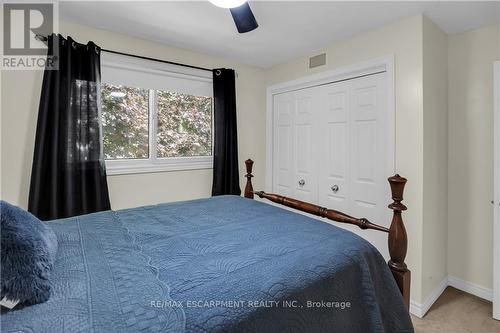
[411,287,500,333]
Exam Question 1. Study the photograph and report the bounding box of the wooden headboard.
[242,159,411,309]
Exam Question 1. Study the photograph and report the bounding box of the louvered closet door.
[292,87,319,203]
[273,91,295,196]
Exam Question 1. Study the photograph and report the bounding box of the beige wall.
[422,17,449,298]
[448,24,500,290]
[1,69,42,208]
[0,21,266,210]
[265,15,426,303]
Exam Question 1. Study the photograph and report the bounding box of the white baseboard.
[410,276,448,318]
[448,275,493,302]
[409,275,494,318]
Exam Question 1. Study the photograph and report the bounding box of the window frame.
[101,53,214,175]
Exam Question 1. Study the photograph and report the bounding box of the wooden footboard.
[243,159,411,309]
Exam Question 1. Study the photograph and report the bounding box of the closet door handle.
[331,185,339,193]
[298,179,305,187]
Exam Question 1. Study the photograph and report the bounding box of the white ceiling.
[60,1,500,68]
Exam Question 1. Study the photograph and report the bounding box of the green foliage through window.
[101,83,212,160]
[157,91,212,158]
[101,84,149,159]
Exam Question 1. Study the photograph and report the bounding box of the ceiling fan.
[208,0,259,33]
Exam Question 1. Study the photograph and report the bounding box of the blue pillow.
[1,201,58,307]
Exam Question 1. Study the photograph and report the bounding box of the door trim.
[493,61,500,320]
[266,55,396,192]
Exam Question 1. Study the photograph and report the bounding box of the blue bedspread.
[1,196,413,332]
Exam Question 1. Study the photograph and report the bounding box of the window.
[100,53,213,175]
[102,85,150,160]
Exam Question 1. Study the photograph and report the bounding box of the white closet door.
[293,87,319,203]
[317,72,390,257]
[272,72,391,257]
[273,92,295,196]
[319,73,388,222]
[319,81,351,212]
[349,73,388,228]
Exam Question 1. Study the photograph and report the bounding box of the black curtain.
[28,34,110,220]
[211,68,241,196]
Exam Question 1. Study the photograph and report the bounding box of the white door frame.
[265,55,396,192]
[493,61,500,320]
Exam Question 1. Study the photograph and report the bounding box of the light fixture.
[209,0,247,9]
[109,91,126,98]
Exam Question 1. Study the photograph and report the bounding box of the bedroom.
[1,1,499,332]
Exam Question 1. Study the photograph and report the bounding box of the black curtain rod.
[102,49,212,72]
[35,34,213,72]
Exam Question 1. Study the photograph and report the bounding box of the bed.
[1,160,413,332]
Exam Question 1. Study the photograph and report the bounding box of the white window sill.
[105,156,213,176]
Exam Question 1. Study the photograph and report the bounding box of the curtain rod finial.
[35,34,48,42]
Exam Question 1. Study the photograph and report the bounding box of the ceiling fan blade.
[230,2,258,33]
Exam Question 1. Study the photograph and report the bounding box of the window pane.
[156,91,212,158]
[101,84,149,159]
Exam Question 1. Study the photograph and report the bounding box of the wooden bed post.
[243,159,410,309]
[244,159,254,199]
[387,174,411,309]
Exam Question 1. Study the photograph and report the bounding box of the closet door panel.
[349,73,388,225]
[293,88,318,203]
[319,83,350,211]
[273,92,295,196]
[271,71,390,258]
